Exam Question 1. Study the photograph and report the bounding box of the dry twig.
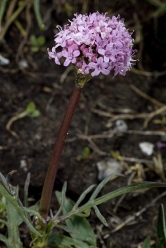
[143,105,166,128]
[111,190,166,233]
[131,68,166,77]
[16,2,32,62]
[130,84,165,107]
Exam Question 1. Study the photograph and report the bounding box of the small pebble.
[0,55,10,65]
[20,159,28,172]
[96,158,122,181]
[139,142,154,156]
[18,59,28,69]
[114,120,128,132]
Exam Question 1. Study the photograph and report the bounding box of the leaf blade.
[157,204,166,248]
[56,191,97,246]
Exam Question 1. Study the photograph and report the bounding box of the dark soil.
[1,1,166,247]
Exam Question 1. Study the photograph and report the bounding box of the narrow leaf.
[89,173,123,201]
[73,184,96,209]
[0,233,9,246]
[56,191,97,246]
[78,181,166,213]
[0,1,27,42]
[24,173,30,208]
[142,237,151,248]
[6,200,23,247]
[0,219,7,225]
[93,206,108,226]
[0,0,8,26]
[54,182,67,218]
[0,172,11,192]
[21,206,46,224]
[0,184,42,237]
[94,182,166,207]
[33,0,45,30]
[157,204,166,248]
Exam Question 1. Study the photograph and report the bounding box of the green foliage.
[33,0,45,30]
[0,171,166,247]
[0,0,44,42]
[0,195,6,229]
[25,101,40,118]
[157,204,166,248]
[30,35,46,53]
[0,172,44,248]
[0,1,27,42]
[77,146,91,160]
[0,0,8,27]
[146,0,166,17]
[142,237,151,248]
[55,191,97,247]
[48,233,96,248]
[49,175,166,247]
[6,101,40,139]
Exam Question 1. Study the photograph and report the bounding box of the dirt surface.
[1,1,166,247]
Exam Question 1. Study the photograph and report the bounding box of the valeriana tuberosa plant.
[1,12,166,248]
[39,12,135,222]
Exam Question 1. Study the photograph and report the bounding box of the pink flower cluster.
[48,12,135,77]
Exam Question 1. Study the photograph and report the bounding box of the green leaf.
[76,180,166,216]
[142,237,151,248]
[37,36,46,46]
[55,224,72,233]
[92,181,166,207]
[73,184,95,210]
[30,35,38,46]
[33,0,45,30]
[28,109,40,118]
[109,243,114,248]
[0,0,8,26]
[21,206,45,224]
[31,46,40,53]
[54,182,67,219]
[25,102,40,118]
[24,173,30,209]
[25,101,36,112]
[157,204,166,248]
[30,35,45,52]
[0,183,42,237]
[90,173,123,201]
[6,200,23,247]
[0,233,9,246]
[77,147,91,160]
[48,233,95,248]
[93,205,108,226]
[56,191,97,246]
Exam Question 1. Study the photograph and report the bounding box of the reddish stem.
[39,84,82,222]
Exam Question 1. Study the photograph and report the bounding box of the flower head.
[48,12,136,77]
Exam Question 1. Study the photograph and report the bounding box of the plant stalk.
[39,84,82,223]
